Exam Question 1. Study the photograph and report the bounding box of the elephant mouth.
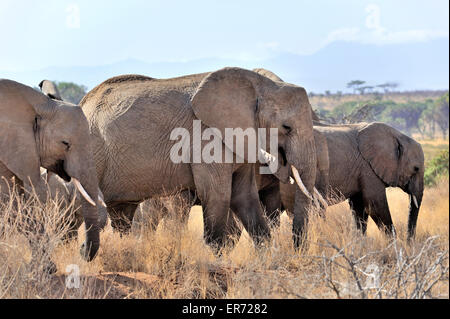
[48,160,71,182]
[278,146,287,166]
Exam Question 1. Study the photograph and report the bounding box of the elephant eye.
[282,124,292,134]
[62,141,70,150]
[414,166,419,173]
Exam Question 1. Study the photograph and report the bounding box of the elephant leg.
[108,202,139,235]
[258,182,282,227]
[191,163,236,251]
[349,193,368,235]
[361,181,395,237]
[230,165,271,247]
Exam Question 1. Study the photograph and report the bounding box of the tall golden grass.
[0,175,448,299]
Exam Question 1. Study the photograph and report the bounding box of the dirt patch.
[50,271,160,299]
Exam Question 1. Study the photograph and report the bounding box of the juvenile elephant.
[279,122,425,240]
[41,170,108,241]
[0,79,104,269]
[80,67,318,250]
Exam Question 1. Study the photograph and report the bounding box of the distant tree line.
[55,82,88,104]
[315,92,449,138]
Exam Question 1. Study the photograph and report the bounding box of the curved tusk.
[289,177,295,184]
[97,189,107,208]
[412,195,418,209]
[259,149,276,164]
[72,178,96,207]
[291,165,313,201]
[314,188,328,209]
[98,195,107,208]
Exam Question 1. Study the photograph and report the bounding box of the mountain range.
[1,39,448,93]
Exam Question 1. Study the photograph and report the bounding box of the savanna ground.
[0,140,448,299]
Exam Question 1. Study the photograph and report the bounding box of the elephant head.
[191,67,317,201]
[358,122,425,240]
[0,79,102,261]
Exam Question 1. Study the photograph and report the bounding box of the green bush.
[424,150,449,186]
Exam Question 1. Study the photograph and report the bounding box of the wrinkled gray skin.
[80,67,317,250]
[253,69,328,247]
[280,122,425,240]
[0,79,102,272]
[41,170,108,241]
[257,128,329,221]
[39,80,108,239]
[134,68,326,248]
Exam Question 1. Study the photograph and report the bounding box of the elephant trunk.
[286,136,317,197]
[285,134,317,248]
[407,176,424,241]
[65,153,101,261]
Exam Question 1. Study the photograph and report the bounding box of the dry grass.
[0,175,448,299]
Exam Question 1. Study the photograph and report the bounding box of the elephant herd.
[0,67,425,273]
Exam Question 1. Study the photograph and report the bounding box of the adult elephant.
[133,68,327,248]
[280,122,425,240]
[0,79,104,269]
[38,80,108,240]
[252,69,328,247]
[80,67,318,250]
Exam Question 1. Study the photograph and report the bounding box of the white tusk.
[72,178,96,207]
[259,149,276,164]
[314,188,328,209]
[98,195,107,208]
[289,177,295,184]
[291,165,313,201]
[97,189,107,207]
[412,195,418,209]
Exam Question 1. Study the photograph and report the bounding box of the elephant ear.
[191,68,257,160]
[39,80,63,101]
[357,122,402,186]
[0,80,55,188]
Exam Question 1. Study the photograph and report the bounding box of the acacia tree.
[376,82,399,93]
[346,80,365,94]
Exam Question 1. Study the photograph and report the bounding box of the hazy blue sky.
[0,0,448,72]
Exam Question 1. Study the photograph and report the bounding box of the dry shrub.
[0,180,448,299]
[0,184,76,298]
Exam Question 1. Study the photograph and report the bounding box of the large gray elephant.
[279,122,425,240]
[80,67,318,250]
[0,79,103,265]
[133,68,327,248]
